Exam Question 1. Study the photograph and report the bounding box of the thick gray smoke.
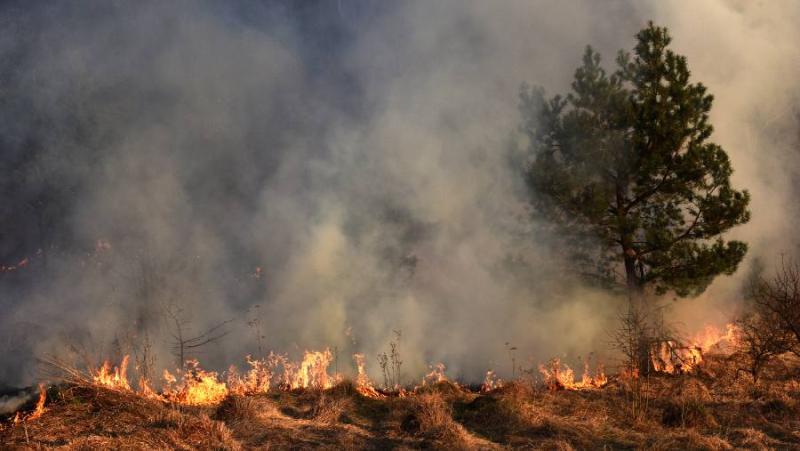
[0,1,798,386]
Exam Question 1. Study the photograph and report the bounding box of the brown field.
[2,354,800,450]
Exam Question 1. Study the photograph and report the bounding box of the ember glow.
[480,370,503,392]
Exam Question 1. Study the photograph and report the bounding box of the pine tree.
[520,22,750,301]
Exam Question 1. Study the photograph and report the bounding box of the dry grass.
[1,384,242,450]
[2,356,800,449]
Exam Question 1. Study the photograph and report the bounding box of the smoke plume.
[0,0,797,386]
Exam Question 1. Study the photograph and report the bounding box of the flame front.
[27,384,46,420]
[651,323,739,374]
[539,358,606,390]
[163,360,228,406]
[93,355,130,390]
[353,353,383,398]
[286,349,335,390]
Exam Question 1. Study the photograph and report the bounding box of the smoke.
[0,388,36,416]
[0,1,797,386]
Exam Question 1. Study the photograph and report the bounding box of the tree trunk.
[617,182,650,374]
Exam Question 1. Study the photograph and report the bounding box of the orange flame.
[353,353,383,398]
[27,383,47,420]
[162,360,228,406]
[11,383,47,424]
[652,323,738,374]
[286,349,336,390]
[93,355,131,390]
[228,354,278,395]
[80,349,342,406]
[539,358,606,390]
[138,377,162,400]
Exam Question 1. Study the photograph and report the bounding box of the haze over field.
[0,0,798,387]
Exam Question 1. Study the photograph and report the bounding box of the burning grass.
[3,347,800,449]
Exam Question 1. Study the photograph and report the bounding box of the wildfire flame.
[227,353,284,395]
[353,353,383,398]
[10,383,47,424]
[79,349,348,407]
[286,349,336,390]
[2,320,749,429]
[163,360,228,406]
[651,323,738,374]
[539,358,607,390]
[27,384,47,420]
[93,355,131,390]
[138,377,161,400]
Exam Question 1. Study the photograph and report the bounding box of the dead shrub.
[190,413,242,450]
[496,380,535,399]
[727,428,772,450]
[150,408,186,429]
[311,393,351,424]
[666,377,713,403]
[399,392,468,448]
[733,311,793,384]
[414,393,453,434]
[748,258,800,355]
[215,395,259,422]
[659,376,717,429]
[326,379,358,398]
[457,391,536,441]
[650,429,733,450]
[758,397,795,417]
[661,397,717,429]
[414,380,464,398]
